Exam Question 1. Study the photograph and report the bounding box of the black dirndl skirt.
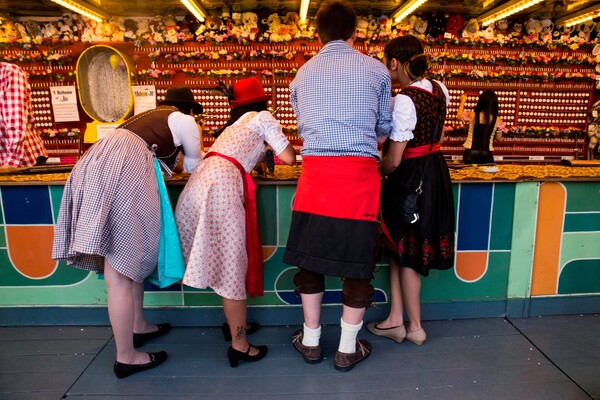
[381,151,455,276]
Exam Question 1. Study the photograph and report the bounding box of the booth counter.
[0,169,599,325]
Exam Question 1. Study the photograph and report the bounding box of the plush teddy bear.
[136,18,151,40]
[241,11,259,40]
[577,20,594,43]
[278,23,292,42]
[307,19,317,37]
[107,16,125,42]
[445,14,464,38]
[283,12,300,38]
[587,122,600,157]
[219,10,231,34]
[148,15,165,43]
[591,20,600,42]
[427,12,447,40]
[162,15,179,43]
[180,12,199,37]
[378,15,393,39]
[411,17,428,39]
[230,12,243,36]
[0,21,20,43]
[592,43,600,73]
[356,16,368,37]
[262,13,281,41]
[60,13,79,37]
[540,19,554,43]
[69,14,85,37]
[100,21,115,41]
[56,19,74,41]
[367,15,378,37]
[480,22,494,41]
[495,19,509,41]
[394,15,416,36]
[42,21,59,39]
[24,20,44,43]
[510,21,523,39]
[14,22,29,43]
[554,23,573,43]
[299,18,317,39]
[122,18,138,41]
[204,15,221,32]
[80,23,95,42]
[524,18,542,43]
[462,18,479,39]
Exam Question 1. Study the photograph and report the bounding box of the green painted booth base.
[0,180,599,325]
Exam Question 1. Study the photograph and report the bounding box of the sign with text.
[50,86,79,122]
[133,85,157,115]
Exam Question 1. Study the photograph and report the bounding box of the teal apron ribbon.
[147,158,185,288]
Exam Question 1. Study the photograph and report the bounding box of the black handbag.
[397,181,422,224]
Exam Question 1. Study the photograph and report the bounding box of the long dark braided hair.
[472,90,499,149]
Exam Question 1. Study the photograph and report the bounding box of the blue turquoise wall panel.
[277,185,295,244]
[457,183,493,251]
[256,185,277,245]
[564,182,600,212]
[559,259,600,294]
[2,186,53,225]
[564,213,600,233]
[490,183,515,250]
[49,185,65,222]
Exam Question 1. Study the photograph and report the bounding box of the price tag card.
[96,123,120,141]
[132,85,157,115]
[50,86,80,122]
[529,155,545,161]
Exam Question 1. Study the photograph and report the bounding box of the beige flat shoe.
[405,328,426,345]
[366,321,406,343]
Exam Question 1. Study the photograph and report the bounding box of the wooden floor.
[0,314,599,400]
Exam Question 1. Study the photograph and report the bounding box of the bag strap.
[415,81,445,193]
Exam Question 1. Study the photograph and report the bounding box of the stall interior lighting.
[391,0,428,24]
[477,0,544,27]
[50,0,111,23]
[566,0,591,11]
[299,0,310,23]
[555,4,600,28]
[180,0,207,22]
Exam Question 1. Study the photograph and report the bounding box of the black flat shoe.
[221,322,260,342]
[113,351,167,379]
[133,323,171,348]
[227,344,268,368]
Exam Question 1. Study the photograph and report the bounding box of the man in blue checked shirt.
[284,0,392,373]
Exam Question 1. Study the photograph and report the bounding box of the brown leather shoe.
[292,329,322,364]
[334,339,371,372]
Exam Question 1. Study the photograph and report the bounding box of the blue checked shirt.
[290,41,392,160]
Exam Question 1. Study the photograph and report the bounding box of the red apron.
[204,152,264,297]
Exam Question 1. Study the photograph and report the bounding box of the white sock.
[302,323,321,347]
[338,317,363,354]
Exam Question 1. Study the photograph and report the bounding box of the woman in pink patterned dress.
[175,78,296,367]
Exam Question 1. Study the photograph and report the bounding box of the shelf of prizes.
[4,38,600,165]
[0,164,599,326]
